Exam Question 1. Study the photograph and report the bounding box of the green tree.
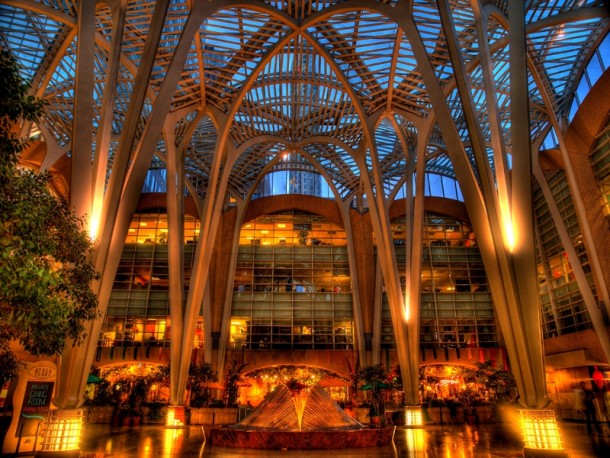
[224,360,248,407]
[188,363,219,407]
[0,49,99,384]
[358,364,389,420]
[469,360,516,403]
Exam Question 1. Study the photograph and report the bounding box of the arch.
[243,194,345,227]
[238,358,354,381]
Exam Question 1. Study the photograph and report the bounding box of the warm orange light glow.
[166,406,185,427]
[88,193,104,240]
[404,295,410,322]
[163,428,185,455]
[401,427,425,452]
[499,198,515,252]
[39,409,85,452]
[403,406,423,426]
[519,409,564,451]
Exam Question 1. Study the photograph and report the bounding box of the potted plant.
[188,363,219,407]
[462,360,517,422]
[358,365,389,427]
[224,360,249,407]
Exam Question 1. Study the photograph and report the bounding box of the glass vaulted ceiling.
[0,0,608,202]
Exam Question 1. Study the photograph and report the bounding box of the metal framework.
[1,0,609,410]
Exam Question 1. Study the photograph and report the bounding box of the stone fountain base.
[208,383,395,450]
[208,426,396,450]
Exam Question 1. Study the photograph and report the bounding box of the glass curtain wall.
[99,211,201,349]
[230,211,354,350]
[534,171,595,338]
[590,117,610,217]
[381,213,497,349]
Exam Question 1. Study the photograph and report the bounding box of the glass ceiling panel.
[528,13,607,120]
[150,0,191,92]
[121,0,156,68]
[229,142,283,199]
[449,1,478,65]
[1,0,608,205]
[411,0,453,87]
[0,5,65,81]
[198,7,291,112]
[41,36,79,147]
[38,0,78,18]
[303,143,360,200]
[308,10,395,110]
[230,37,363,147]
[182,115,224,200]
[392,38,430,117]
[523,0,594,24]
[567,32,609,123]
[374,117,410,198]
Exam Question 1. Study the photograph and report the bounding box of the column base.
[166,405,187,427]
[403,405,423,427]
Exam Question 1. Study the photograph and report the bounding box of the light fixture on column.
[38,408,85,455]
[403,405,423,426]
[519,409,567,457]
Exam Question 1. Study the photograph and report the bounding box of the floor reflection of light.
[163,427,184,456]
[105,438,113,454]
[465,424,479,451]
[142,436,152,458]
[401,428,426,457]
[438,427,475,458]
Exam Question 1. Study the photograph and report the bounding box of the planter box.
[422,405,501,425]
[356,407,370,424]
[87,406,115,423]
[190,407,238,425]
[142,405,168,424]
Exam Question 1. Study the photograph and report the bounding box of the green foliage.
[101,364,170,413]
[357,364,389,417]
[357,364,389,387]
[224,360,248,407]
[388,364,402,389]
[469,360,516,403]
[0,49,44,169]
[0,48,99,384]
[247,364,334,386]
[188,363,218,407]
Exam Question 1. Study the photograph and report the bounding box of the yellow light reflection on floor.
[141,436,153,458]
[519,409,564,450]
[163,427,184,456]
[400,427,426,457]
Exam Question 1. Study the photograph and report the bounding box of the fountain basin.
[208,426,396,449]
[207,382,395,449]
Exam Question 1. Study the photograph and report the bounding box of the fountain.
[208,383,395,450]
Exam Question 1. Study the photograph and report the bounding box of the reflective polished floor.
[76,422,610,457]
